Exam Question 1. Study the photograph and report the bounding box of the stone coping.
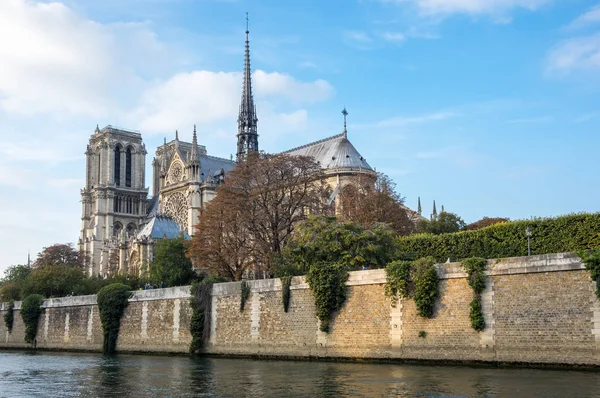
[0,252,588,305]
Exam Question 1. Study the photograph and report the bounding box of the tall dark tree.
[189,152,325,280]
[150,236,196,287]
[338,173,414,235]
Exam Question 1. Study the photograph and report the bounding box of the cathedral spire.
[417,196,422,215]
[175,129,179,141]
[432,200,438,220]
[236,12,259,161]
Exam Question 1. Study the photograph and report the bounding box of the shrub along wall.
[398,213,600,262]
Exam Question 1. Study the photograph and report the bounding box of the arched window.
[113,222,123,237]
[114,145,122,186]
[125,147,132,187]
[126,223,136,237]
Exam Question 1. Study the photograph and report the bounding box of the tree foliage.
[21,294,44,344]
[398,213,600,263]
[150,236,195,287]
[384,260,412,306]
[466,217,510,231]
[418,212,467,235]
[338,173,414,235]
[21,264,87,298]
[283,216,399,274]
[306,262,348,333]
[97,283,131,354]
[578,249,600,299]
[0,264,32,301]
[190,152,325,280]
[33,243,86,269]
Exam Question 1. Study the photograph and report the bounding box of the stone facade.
[3,252,599,366]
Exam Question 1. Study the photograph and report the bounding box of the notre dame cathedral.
[78,24,418,278]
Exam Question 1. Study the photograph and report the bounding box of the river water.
[0,351,599,397]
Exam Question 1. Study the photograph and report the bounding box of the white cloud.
[567,5,600,30]
[127,70,332,134]
[381,32,406,42]
[379,0,550,18]
[371,111,458,128]
[0,0,177,117]
[546,33,600,73]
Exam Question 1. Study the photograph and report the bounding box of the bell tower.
[79,125,149,276]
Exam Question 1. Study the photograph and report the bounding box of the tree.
[0,264,31,301]
[188,186,255,281]
[418,212,467,235]
[467,217,510,231]
[338,173,415,236]
[282,215,399,274]
[150,236,196,287]
[189,152,325,280]
[33,243,86,269]
[21,264,87,298]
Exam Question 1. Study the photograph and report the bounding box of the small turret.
[187,125,201,181]
[417,197,422,215]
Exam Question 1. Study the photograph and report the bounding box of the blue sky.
[1,0,600,273]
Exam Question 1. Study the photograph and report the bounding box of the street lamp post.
[526,227,532,256]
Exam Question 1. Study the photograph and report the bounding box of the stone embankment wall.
[2,253,600,366]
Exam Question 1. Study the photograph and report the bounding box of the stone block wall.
[1,252,600,366]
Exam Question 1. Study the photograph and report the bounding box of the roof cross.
[342,107,348,137]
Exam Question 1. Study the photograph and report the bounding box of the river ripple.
[0,351,599,397]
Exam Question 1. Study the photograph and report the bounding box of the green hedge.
[397,213,600,262]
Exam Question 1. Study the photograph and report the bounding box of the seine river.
[1,351,599,397]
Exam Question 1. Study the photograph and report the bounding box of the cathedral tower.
[79,125,149,276]
[236,13,259,161]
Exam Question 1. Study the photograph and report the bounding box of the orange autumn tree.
[338,172,414,236]
[189,152,326,280]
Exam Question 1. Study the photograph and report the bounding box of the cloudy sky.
[1,0,600,273]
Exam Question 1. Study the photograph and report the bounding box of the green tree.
[0,264,31,301]
[150,236,195,287]
[21,264,87,298]
[418,212,466,235]
[283,215,399,274]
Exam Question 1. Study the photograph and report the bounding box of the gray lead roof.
[283,133,373,171]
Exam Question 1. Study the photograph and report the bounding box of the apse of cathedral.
[78,20,411,278]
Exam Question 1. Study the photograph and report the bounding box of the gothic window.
[114,145,122,186]
[113,222,123,237]
[164,191,188,231]
[126,223,136,237]
[125,147,132,187]
[168,161,184,184]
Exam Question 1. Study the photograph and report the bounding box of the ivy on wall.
[577,249,600,299]
[384,260,411,307]
[281,276,293,313]
[3,301,14,333]
[96,283,131,354]
[189,279,214,353]
[21,294,44,344]
[385,258,439,318]
[462,257,487,332]
[240,281,251,312]
[397,213,600,263]
[306,262,348,333]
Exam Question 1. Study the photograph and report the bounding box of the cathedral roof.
[199,154,236,182]
[283,133,373,172]
[137,215,190,240]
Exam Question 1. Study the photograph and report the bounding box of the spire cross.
[342,107,348,137]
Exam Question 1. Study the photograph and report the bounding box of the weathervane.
[342,107,348,137]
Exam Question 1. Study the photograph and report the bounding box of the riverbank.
[3,252,600,368]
